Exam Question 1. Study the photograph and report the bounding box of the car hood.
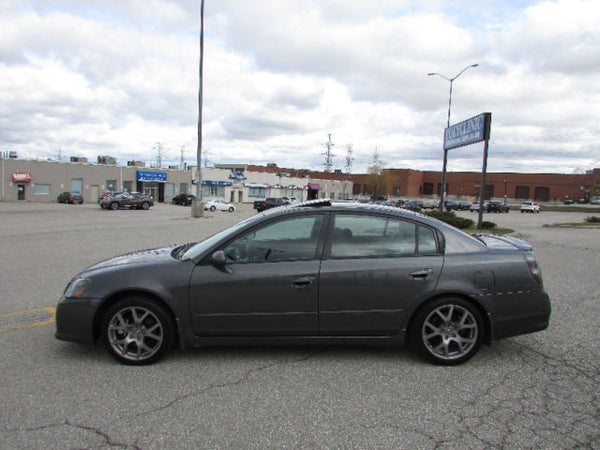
[82,245,179,274]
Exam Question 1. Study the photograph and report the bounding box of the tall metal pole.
[192,0,205,217]
[428,64,478,211]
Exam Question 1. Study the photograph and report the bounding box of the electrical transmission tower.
[322,133,335,172]
[180,145,185,169]
[154,142,163,168]
[345,144,354,174]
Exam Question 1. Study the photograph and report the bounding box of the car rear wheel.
[110,202,119,210]
[411,297,483,366]
[102,297,174,365]
[228,207,234,212]
[210,206,216,211]
[141,202,150,210]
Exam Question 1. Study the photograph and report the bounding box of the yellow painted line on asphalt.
[0,306,56,333]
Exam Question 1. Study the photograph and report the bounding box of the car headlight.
[64,277,91,298]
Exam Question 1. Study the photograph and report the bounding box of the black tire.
[228,207,234,212]
[410,297,484,366]
[210,206,216,211]
[101,296,174,365]
[110,202,119,210]
[141,202,150,210]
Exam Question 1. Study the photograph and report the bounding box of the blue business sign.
[137,170,167,182]
[202,180,232,186]
[444,112,492,150]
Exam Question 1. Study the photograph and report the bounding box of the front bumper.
[55,297,102,344]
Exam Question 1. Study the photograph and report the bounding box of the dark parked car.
[56,199,550,366]
[172,194,196,206]
[398,200,422,212]
[253,197,290,212]
[57,192,84,204]
[487,201,510,213]
[444,201,461,211]
[100,192,154,210]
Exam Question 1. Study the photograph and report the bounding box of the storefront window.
[248,186,266,198]
[33,184,51,195]
[203,185,225,197]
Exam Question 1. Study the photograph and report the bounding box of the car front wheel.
[101,297,174,365]
[141,202,150,210]
[210,206,216,211]
[411,297,483,365]
[110,202,119,210]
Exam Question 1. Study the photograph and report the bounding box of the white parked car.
[520,201,541,213]
[204,199,236,212]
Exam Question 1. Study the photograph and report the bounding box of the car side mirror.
[211,250,227,267]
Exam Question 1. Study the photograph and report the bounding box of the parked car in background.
[172,194,196,206]
[100,192,154,210]
[487,201,510,213]
[421,200,437,209]
[591,196,600,204]
[399,200,422,212]
[520,201,541,213]
[57,192,84,204]
[204,199,236,212]
[253,197,290,212]
[563,196,575,205]
[98,191,120,203]
[444,201,461,211]
[469,201,489,212]
[457,201,472,210]
[55,199,551,366]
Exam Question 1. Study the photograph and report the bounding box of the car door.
[188,213,326,336]
[318,212,443,335]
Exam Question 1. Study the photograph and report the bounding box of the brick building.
[351,168,597,202]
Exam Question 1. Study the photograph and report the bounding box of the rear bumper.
[489,289,551,340]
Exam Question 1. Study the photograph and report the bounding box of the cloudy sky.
[1,0,599,174]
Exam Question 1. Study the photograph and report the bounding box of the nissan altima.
[56,200,551,365]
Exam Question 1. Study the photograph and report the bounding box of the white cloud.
[0,0,598,173]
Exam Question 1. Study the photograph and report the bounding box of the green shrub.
[424,210,475,229]
[480,221,497,229]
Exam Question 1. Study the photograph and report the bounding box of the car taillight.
[524,252,543,285]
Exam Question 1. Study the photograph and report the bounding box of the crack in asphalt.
[342,340,599,449]
[137,350,320,418]
[3,351,319,449]
[3,420,141,449]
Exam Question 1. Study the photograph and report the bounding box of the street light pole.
[428,64,478,211]
[192,0,205,218]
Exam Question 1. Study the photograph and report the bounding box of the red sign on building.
[12,172,32,182]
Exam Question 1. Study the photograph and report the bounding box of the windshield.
[181,215,259,261]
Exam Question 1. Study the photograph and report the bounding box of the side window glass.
[418,226,438,254]
[330,215,416,258]
[223,215,323,264]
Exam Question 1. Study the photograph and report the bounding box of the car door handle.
[410,268,433,280]
[293,276,315,289]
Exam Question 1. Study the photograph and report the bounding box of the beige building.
[1,158,354,204]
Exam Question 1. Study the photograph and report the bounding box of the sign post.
[442,112,492,229]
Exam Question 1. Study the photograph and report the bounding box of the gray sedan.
[56,200,551,366]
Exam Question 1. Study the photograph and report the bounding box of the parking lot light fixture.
[428,64,479,211]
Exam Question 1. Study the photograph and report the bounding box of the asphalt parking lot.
[1,202,599,448]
